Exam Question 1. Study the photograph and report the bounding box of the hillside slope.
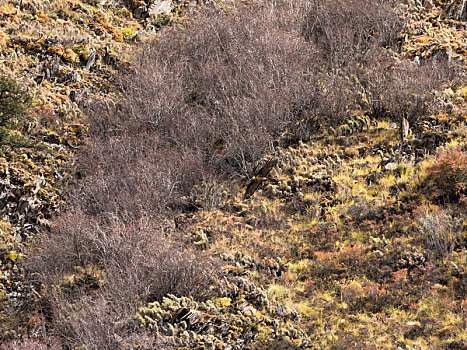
[0,0,466,349]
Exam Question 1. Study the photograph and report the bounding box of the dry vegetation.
[0,0,466,349]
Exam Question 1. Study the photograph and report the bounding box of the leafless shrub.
[72,129,210,220]
[314,72,359,128]
[35,287,158,350]
[359,51,452,123]
[48,293,174,350]
[112,2,323,177]
[32,212,217,300]
[83,1,396,180]
[302,0,405,67]
[0,338,62,350]
[418,206,462,257]
[28,211,216,349]
[49,295,122,350]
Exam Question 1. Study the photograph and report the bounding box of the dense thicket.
[302,0,404,67]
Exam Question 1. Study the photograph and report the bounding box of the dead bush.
[84,0,399,180]
[112,2,325,177]
[359,51,451,123]
[72,130,210,220]
[32,213,217,301]
[48,293,174,350]
[302,0,405,67]
[0,338,62,350]
[292,71,360,138]
[28,212,217,349]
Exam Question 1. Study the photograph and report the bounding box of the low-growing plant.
[422,147,467,204]
[0,76,31,128]
[121,27,134,40]
[417,205,462,257]
[339,280,392,313]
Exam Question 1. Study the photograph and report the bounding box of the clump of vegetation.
[0,0,148,341]
[360,52,449,123]
[29,213,217,349]
[422,147,467,204]
[112,2,318,177]
[417,205,462,257]
[0,76,31,128]
[302,0,404,67]
[0,76,36,148]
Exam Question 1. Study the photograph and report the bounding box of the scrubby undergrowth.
[1,0,466,349]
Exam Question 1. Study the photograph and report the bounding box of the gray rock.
[148,0,173,16]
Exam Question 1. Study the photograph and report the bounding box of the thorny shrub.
[87,1,456,181]
[292,71,360,139]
